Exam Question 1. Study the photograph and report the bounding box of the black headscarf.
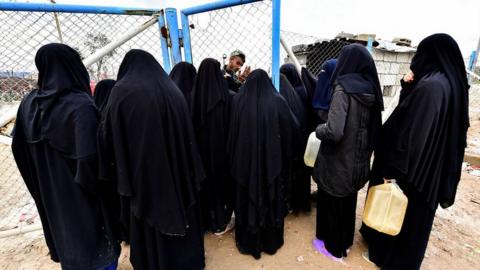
[331,44,383,152]
[169,62,197,107]
[192,58,230,126]
[409,34,469,130]
[331,44,384,110]
[376,33,469,209]
[98,49,205,235]
[280,63,308,104]
[14,43,94,158]
[228,69,295,228]
[93,79,116,113]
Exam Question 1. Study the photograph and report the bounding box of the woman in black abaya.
[97,49,206,270]
[191,58,234,233]
[313,44,383,261]
[361,33,469,270]
[279,74,311,213]
[169,61,197,107]
[12,43,119,270]
[228,69,296,259]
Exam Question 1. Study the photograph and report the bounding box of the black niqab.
[191,58,233,232]
[331,44,384,109]
[169,61,197,106]
[93,79,116,113]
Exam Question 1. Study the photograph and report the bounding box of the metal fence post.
[367,37,373,54]
[181,11,192,63]
[468,51,476,71]
[158,9,172,72]
[165,8,182,66]
[271,0,281,91]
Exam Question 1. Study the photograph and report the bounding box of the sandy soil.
[1,171,479,270]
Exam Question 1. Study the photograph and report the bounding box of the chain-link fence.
[0,7,167,235]
[186,0,272,72]
[0,142,38,233]
[0,9,164,102]
[280,30,322,65]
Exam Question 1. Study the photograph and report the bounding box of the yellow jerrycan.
[363,179,408,236]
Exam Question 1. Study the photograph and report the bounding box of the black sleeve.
[315,89,349,143]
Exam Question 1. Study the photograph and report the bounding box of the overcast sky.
[15,0,480,58]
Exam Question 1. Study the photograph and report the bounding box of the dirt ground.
[0,171,479,270]
[1,91,480,270]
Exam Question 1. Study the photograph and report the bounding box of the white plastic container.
[304,132,321,167]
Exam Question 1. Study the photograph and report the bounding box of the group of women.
[11,33,468,270]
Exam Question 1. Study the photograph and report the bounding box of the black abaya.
[191,58,233,233]
[12,43,119,270]
[97,49,206,270]
[228,69,296,259]
[361,34,469,270]
[316,188,357,258]
[279,75,311,213]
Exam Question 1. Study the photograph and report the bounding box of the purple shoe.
[312,238,345,264]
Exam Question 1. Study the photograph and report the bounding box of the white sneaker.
[362,251,375,265]
[214,217,235,236]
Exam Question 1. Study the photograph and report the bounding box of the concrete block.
[396,52,412,63]
[399,63,410,74]
[380,74,397,86]
[372,49,384,61]
[375,61,390,74]
[384,52,397,62]
[389,63,400,74]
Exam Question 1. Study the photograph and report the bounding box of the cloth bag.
[363,180,408,236]
[304,132,321,167]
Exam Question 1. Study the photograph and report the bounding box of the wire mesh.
[187,1,272,72]
[0,141,39,232]
[0,10,164,102]
[280,30,322,65]
[0,9,165,234]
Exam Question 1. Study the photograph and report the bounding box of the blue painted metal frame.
[271,0,281,90]
[0,2,161,15]
[367,37,373,53]
[157,10,171,72]
[468,51,476,71]
[165,8,182,66]
[181,0,261,15]
[180,12,193,63]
